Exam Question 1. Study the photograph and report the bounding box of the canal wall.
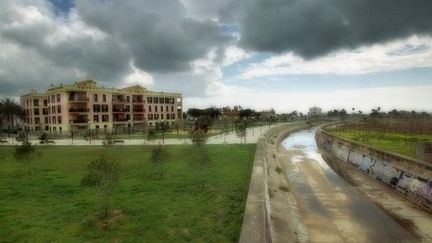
[239,122,309,243]
[316,128,432,212]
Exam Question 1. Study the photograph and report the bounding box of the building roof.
[21,80,181,98]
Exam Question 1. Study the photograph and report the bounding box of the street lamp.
[128,120,131,140]
[69,120,74,144]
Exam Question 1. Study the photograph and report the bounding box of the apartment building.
[20,80,182,134]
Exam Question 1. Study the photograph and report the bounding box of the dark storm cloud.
[238,0,432,58]
[76,0,231,72]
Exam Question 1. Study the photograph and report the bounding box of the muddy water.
[281,128,416,242]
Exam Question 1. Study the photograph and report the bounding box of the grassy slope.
[328,129,432,159]
[0,144,255,242]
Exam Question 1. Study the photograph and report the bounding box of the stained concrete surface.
[277,128,418,243]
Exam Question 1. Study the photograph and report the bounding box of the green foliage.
[39,133,49,144]
[81,156,119,188]
[189,130,208,145]
[329,128,432,159]
[147,128,156,141]
[14,140,35,162]
[102,133,114,147]
[150,145,169,176]
[81,155,120,219]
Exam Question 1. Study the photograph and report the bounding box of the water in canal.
[280,127,416,242]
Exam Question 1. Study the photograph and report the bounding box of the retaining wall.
[316,129,432,212]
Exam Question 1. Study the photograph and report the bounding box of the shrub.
[14,141,35,162]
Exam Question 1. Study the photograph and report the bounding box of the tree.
[14,140,35,162]
[147,127,156,143]
[189,130,211,189]
[0,98,22,133]
[103,133,114,147]
[156,122,169,144]
[81,155,120,219]
[235,120,247,143]
[39,132,49,144]
[150,144,169,177]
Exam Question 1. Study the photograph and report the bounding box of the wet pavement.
[279,128,417,242]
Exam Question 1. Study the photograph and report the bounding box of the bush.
[150,145,169,177]
[14,141,35,162]
[81,155,120,219]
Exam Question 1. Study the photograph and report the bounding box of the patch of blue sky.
[49,0,74,15]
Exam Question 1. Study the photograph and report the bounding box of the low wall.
[316,129,432,212]
[239,122,308,243]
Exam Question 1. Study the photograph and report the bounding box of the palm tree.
[0,98,22,133]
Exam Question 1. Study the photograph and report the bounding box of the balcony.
[112,94,127,103]
[132,95,144,103]
[69,108,89,113]
[70,119,89,124]
[113,107,130,112]
[133,105,144,113]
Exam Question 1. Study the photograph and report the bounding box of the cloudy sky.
[1,0,431,113]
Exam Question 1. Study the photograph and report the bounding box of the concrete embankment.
[316,128,432,212]
[239,122,309,243]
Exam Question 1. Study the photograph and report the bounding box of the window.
[58,116,62,124]
[148,114,153,120]
[94,94,98,102]
[154,114,159,120]
[93,104,101,112]
[147,97,152,103]
[52,116,57,124]
[51,106,56,113]
[172,114,175,119]
[154,97,158,104]
[94,115,99,122]
[127,96,130,103]
[43,99,47,106]
[43,108,48,115]
[47,96,50,104]
[102,104,108,112]
[161,106,163,112]
[165,98,169,104]
[57,105,61,113]
[44,117,48,123]
[103,94,106,102]
[155,106,158,112]
[160,98,164,104]
[102,114,109,122]
[51,95,55,103]
[166,106,168,112]
[35,117,40,124]
[34,108,39,115]
[33,99,39,106]
[161,114,164,119]
[149,105,152,112]
[56,94,60,102]
[171,106,174,112]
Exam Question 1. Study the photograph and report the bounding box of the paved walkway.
[0,124,280,146]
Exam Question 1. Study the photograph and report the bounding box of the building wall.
[20,80,183,134]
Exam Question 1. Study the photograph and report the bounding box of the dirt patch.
[100,209,125,230]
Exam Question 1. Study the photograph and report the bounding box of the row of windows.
[148,105,175,113]
[147,97,175,104]
[47,94,61,104]
[148,113,176,120]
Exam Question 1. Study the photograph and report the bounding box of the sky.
[0,0,431,113]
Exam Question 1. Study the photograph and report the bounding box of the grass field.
[0,144,255,242]
[327,128,432,159]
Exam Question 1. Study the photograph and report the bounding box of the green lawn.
[0,144,255,242]
[327,128,432,159]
